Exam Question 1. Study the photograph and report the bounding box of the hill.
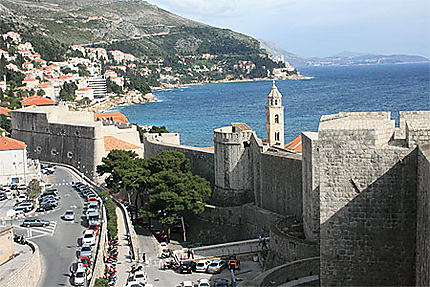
[0,0,296,82]
[260,40,429,67]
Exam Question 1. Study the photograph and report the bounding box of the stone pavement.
[115,207,133,287]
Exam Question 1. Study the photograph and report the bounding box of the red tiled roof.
[95,112,129,124]
[23,78,37,82]
[0,107,11,117]
[21,96,55,107]
[284,134,302,153]
[104,136,141,152]
[38,82,54,88]
[202,147,214,151]
[0,136,26,150]
[76,87,92,91]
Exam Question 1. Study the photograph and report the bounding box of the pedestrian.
[142,252,146,263]
[187,248,191,259]
[190,249,194,259]
[258,235,263,247]
[129,250,133,262]
[262,238,267,249]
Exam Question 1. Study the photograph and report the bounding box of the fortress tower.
[266,81,285,147]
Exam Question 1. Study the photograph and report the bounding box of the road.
[13,166,87,287]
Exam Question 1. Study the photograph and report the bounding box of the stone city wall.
[258,150,302,219]
[301,132,320,241]
[3,241,41,287]
[143,134,215,184]
[416,144,430,286]
[319,130,418,286]
[265,218,319,269]
[187,204,282,245]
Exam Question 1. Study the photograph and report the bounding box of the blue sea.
[115,63,430,147]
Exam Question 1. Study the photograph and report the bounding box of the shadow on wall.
[320,149,418,286]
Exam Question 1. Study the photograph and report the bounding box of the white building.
[75,87,94,100]
[0,135,28,185]
[88,76,107,98]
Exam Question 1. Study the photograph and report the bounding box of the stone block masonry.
[416,144,430,286]
[313,111,430,286]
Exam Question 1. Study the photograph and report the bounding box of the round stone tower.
[212,123,254,206]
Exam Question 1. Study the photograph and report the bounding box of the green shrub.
[94,278,109,287]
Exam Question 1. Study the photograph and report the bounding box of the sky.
[147,0,430,58]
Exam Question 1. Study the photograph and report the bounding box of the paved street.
[12,166,87,287]
[134,226,263,287]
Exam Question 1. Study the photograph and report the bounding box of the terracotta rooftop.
[202,147,214,151]
[0,107,11,117]
[76,87,92,91]
[95,112,129,124]
[284,134,302,153]
[104,136,141,152]
[21,96,56,107]
[38,82,54,88]
[0,136,26,150]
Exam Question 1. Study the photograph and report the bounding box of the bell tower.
[265,80,285,146]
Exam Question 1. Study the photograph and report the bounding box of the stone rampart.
[318,113,420,286]
[2,241,41,287]
[242,257,320,287]
[416,144,430,286]
[143,134,215,184]
[265,218,319,269]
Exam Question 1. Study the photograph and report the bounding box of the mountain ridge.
[259,39,429,67]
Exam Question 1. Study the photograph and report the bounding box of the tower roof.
[267,80,283,99]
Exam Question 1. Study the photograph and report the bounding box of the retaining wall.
[187,204,282,245]
[242,257,320,287]
[3,241,41,287]
[265,218,319,270]
[193,238,267,257]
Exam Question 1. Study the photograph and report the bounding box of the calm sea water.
[115,63,430,147]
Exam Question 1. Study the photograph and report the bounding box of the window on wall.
[275,114,279,123]
[275,100,278,105]
[275,132,280,141]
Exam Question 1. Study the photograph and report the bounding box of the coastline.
[101,74,309,112]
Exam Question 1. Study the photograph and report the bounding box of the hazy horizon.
[147,0,430,58]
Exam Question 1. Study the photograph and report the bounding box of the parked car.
[125,281,143,287]
[131,270,147,285]
[181,281,193,287]
[0,192,6,201]
[15,201,34,212]
[73,263,87,286]
[37,203,56,212]
[17,194,27,203]
[206,260,227,274]
[178,261,196,274]
[63,210,75,221]
[40,198,58,207]
[196,259,211,272]
[213,279,229,287]
[21,217,50,227]
[82,230,96,245]
[79,243,92,257]
[198,279,210,287]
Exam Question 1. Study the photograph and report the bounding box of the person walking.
[258,235,263,247]
[142,252,146,263]
[190,249,195,259]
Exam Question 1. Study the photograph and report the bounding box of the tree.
[27,179,41,199]
[36,89,45,97]
[143,169,211,241]
[147,150,190,175]
[94,278,109,287]
[0,115,11,133]
[148,126,168,134]
[59,81,78,102]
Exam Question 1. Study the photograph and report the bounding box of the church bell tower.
[265,80,285,147]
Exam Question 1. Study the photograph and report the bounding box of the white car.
[17,194,27,203]
[125,281,143,287]
[82,230,96,245]
[63,210,75,221]
[195,259,211,272]
[73,263,86,286]
[198,279,210,287]
[181,281,193,287]
[132,270,147,285]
